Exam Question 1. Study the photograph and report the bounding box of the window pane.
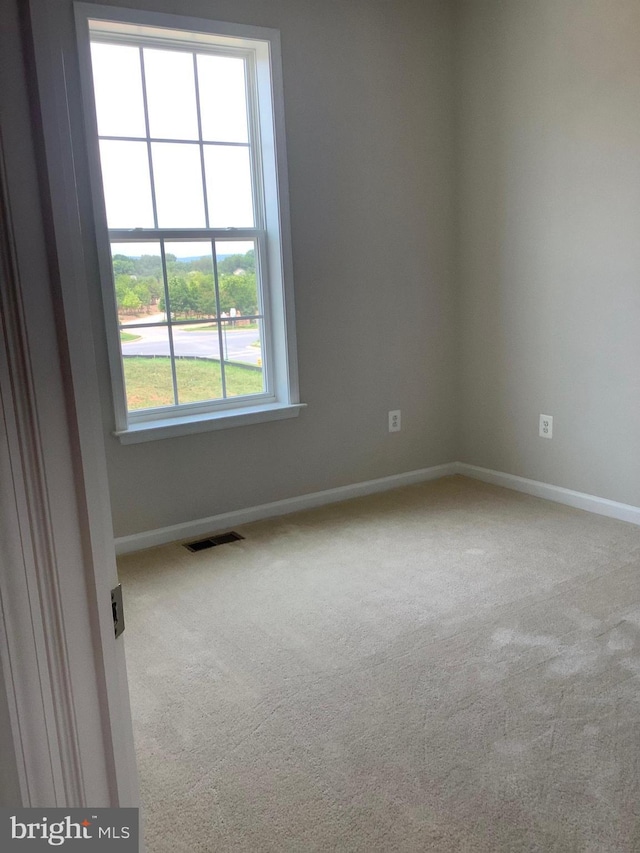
[99,140,154,228]
[173,325,223,405]
[221,318,264,397]
[143,48,199,141]
[215,240,260,318]
[152,143,205,227]
[204,146,254,227]
[164,241,215,319]
[197,54,248,143]
[112,242,165,325]
[90,43,146,138]
[121,327,176,411]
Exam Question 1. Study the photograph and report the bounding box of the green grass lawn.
[123,356,263,410]
[120,331,142,342]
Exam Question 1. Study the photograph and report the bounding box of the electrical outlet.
[389,410,401,433]
[539,414,553,439]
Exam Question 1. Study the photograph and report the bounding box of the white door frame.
[0,0,140,812]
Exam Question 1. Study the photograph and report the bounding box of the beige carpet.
[117,475,640,852]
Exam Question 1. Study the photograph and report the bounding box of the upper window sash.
[90,38,264,234]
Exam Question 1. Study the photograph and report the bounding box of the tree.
[159,275,200,318]
[115,250,258,319]
[218,272,258,316]
[112,254,136,276]
[133,281,152,310]
[135,254,163,277]
[217,249,255,276]
[114,272,159,315]
[139,275,162,303]
[190,256,214,275]
[120,290,142,313]
[194,273,217,317]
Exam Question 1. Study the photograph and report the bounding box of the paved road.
[121,322,262,365]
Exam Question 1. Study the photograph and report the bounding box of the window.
[75,5,301,442]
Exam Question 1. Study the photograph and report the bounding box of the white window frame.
[74,4,302,444]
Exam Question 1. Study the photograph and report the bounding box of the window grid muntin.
[210,246,227,399]
[116,235,267,417]
[137,45,160,230]
[158,239,179,405]
[192,52,211,227]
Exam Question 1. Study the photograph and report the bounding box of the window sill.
[114,402,306,444]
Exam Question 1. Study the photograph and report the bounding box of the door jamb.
[0,0,140,812]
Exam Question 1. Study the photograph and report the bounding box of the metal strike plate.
[111,583,125,639]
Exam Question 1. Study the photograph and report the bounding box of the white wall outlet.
[389,410,401,432]
[539,414,553,439]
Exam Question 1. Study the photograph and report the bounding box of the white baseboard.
[455,462,640,527]
[114,462,458,555]
[115,461,640,555]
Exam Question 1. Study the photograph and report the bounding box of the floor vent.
[184,531,245,552]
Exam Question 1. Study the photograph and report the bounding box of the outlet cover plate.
[539,414,553,439]
[389,410,401,433]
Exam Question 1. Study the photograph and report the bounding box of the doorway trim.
[0,0,140,812]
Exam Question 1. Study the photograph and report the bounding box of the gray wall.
[456,0,640,506]
[72,0,456,538]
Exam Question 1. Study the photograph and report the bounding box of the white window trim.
[74,3,301,442]
[114,401,305,444]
